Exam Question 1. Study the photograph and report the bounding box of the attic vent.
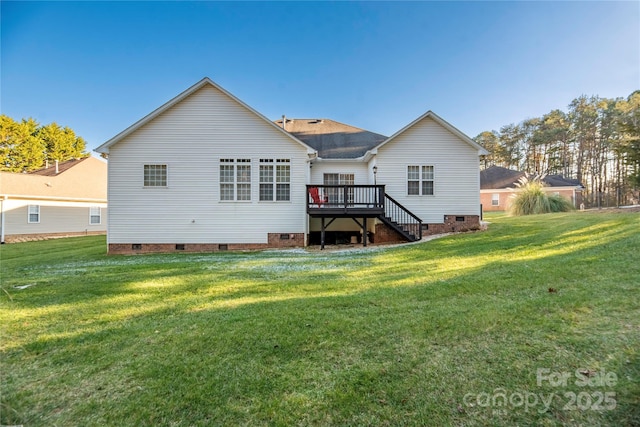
[310,119,324,124]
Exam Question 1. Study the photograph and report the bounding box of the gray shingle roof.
[29,157,91,176]
[274,118,387,159]
[480,165,584,189]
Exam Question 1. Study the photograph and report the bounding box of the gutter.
[1,196,5,244]
[1,194,107,203]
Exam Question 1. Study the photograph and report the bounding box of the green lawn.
[1,211,639,426]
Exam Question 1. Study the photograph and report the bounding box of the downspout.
[1,196,6,244]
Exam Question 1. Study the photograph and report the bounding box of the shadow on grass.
[1,211,639,425]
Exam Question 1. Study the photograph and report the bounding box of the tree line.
[475,91,640,208]
[0,115,88,173]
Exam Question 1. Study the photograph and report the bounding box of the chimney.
[55,160,59,174]
[281,115,286,130]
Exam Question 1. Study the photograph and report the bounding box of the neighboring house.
[95,77,487,254]
[0,157,108,243]
[480,165,584,212]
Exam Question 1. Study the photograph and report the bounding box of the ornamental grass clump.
[509,175,574,216]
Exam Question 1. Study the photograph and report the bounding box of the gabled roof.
[370,110,489,156]
[480,165,584,189]
[480,165,524,189]
[29,157,91,176]
[95,77,316,155]
[275,118,387,159]
[543,174,584,188]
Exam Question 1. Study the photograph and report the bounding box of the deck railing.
[307,185,385,212]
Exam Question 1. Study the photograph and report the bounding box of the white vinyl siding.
[106,84,309,244]
[375,116,481,223]
[28,205,40,223]
[310,162,368,186]
[2,200,107,236]
[89,206,102,225]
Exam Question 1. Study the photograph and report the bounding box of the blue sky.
[2,1,639,153]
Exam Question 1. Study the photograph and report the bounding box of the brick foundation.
[3,231,106,244]
[422,215,481,236]
[374,223,408,244]
[107,232,305,254]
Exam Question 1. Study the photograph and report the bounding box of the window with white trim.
[220,159,251,201]
[491,193,500,206]
[144,164,167,187]
[89,206,101,225]
[259,159,291,201]
[408,165,434,195]
[324,173,354,204]
[28,205,40,223]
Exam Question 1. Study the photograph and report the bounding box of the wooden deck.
[306,185,385,217]
[307,185,422,249]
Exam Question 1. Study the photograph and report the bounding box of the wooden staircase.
[378,194,422,242]
[306,185,422,247]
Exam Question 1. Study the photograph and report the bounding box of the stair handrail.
[383,194,423,240]
[384,194,423,223]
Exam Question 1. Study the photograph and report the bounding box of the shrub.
[509,175,574,216]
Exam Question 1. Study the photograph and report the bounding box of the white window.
[324,173,354,204]
[408,165,434,195]
[260,159,290,201]
[28,205,40,223]
[89,206,101,225]
[220,159,251,201]
[144,164,167,187]
[492,194,500,206]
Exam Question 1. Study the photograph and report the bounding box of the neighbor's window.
[492,193,500,206]
[220,159,251,201]
[408,165,434,195]
[28,205,40,223]
[144,164,167,187]
[89,206,101,225]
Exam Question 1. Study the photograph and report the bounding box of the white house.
[0,157,108,243]
[96,77,487,254]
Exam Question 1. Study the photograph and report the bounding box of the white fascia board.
[1,194,108,203]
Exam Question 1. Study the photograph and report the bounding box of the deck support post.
[321,217,325,250]
[363,217,367,247]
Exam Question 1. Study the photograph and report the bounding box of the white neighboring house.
[96,77,487,254]
[0,157,108,243]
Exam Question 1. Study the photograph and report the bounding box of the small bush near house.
[509,176,574,216]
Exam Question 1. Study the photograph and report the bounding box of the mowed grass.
[1,211,639,426]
